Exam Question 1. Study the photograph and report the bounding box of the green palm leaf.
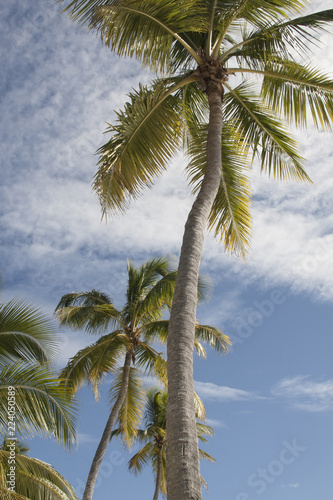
[109,366,146,445]
[0,446,78,500]
[128,441,155,474]
[186,123,252,256]
[0,362,77,448]
[260,61,333,129]
[224,82,310,181]
[93,80,187,216]
[0,299,58,364]
[60,331,125,399]
[55,290,123,334]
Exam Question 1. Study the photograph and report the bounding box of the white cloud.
[77,433,98,445]
[272,376,333,412]
[194,381,264,402]
[205,418,226,428]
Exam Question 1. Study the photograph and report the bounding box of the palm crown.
[62,0,333,256]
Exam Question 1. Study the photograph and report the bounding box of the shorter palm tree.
[127,389,216,500]
[0,437,78,499]
[55,257,229,500]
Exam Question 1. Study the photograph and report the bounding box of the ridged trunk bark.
[82,349,133,500]
[153,447,163,500]
[166,80,224,500]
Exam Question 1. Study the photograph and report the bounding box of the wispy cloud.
[194,381,264,402]
[272,376,333,412]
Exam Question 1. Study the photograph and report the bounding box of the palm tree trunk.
[166,80,224,500]
[153,448,163,500]
[82,350,133,500]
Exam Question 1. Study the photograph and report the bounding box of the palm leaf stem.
[228,67,333,92]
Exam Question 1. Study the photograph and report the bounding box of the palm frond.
[224,82,310,182]
[128,442,155,474]
[0,449,78,499]
[0,362,77,448]
[60,331,125,399]
[186,123,252,257]
[194,323,231,355]
[93,80,186,216]
[55,290,123,334]
[110,367,146,446]
[260,61,333,129]
[0,299,58,364]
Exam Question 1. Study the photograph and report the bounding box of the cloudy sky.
[1,1,333,499]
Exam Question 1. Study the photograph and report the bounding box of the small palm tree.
[0,438,78,499]
[127,389,215,500]
[55,257,229,500]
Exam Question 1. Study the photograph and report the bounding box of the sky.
[0,1,333,499]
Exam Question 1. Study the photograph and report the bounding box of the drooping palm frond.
[61,0,206,69]
[128,441,155,474]
[55,290,123,334]
[0,298,58,364]
[260,61,333,129]
[93,79,190,216]
[194,323,231,355]
[186,123,252,256]
[59,331,125,399]
[109,367,146,445]
[224,82,310,182]
[0,362,77,448]
[0,445,78,500]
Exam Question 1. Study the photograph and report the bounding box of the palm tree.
[127,389,215,500]
[0,296,77,447]
[55,257,229,500]
[59,1,333,497]
[55,257,176,500]
[0,437,78,499]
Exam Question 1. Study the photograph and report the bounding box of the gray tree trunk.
[166,80,224,500]
[153,447,163,500]
[82,350,133,500]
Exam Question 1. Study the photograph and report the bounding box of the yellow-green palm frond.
[93,80,186,216]
[0,448,78,500]
[224,82,310,182]
[55,290,123,334]
[61,0,207,70]
[110,367,146,446]
[128,441,155,474]
[194,323,231,355]
[60,331,125,399]
[186,123,252,257]
[222,10,333,66]
[194,391,206,422]
[125,257,175,323]
[0,362,77,449]
[0,298,58,364]
[260,61,333,130]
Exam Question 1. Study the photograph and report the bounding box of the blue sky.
[1,1,333,499]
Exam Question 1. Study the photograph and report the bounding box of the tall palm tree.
[124,389,215,500]
[55,257,229,500]
[60,1,333,497]
[0,437,78,499]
